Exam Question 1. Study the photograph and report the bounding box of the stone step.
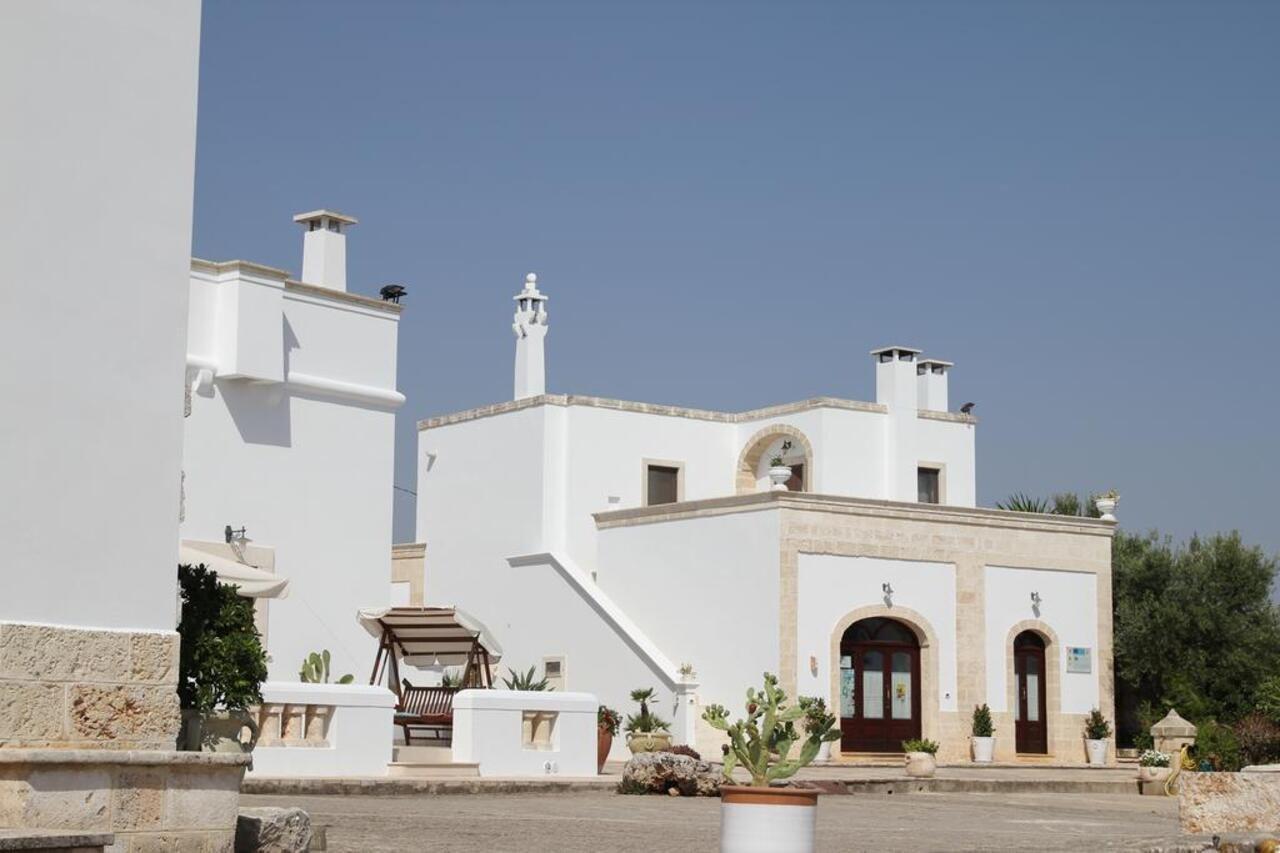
[393,745,453,764]
[387,761,480,779]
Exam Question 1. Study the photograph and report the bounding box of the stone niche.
[0,750,248,853]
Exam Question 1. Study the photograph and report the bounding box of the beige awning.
[179,543,290,599]
[357,606,503,666]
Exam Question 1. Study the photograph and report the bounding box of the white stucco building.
[417,274,1115,765]
[181,211,405,683]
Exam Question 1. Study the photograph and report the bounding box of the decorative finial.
[525,272,537,289]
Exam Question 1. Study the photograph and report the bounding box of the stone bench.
[0,830,114,852]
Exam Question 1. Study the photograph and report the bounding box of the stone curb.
[244,775,1140,797]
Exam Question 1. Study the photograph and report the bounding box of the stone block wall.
[0,624,180,751]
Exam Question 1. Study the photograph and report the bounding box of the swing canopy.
[358,606,502,694]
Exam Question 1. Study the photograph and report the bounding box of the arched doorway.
[1013,630,1048,754]
[839,617,921,752]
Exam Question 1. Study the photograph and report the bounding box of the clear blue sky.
[192,1,1279,577]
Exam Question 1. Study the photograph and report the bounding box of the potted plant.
[971,703,995,763]
[625,687,672,753]
[1093,489,1119,521]
[767,441,795,491]
[903,738,940,778]
[703,673,839,853]
[598,705,621,773]
[799,696,836,762]
[1084,708,1112,766]
[176,564,267,752]
[1137,749,1171,785]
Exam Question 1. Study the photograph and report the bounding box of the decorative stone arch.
[827,604,941,756]
[735,424,815,494]
[1003,619,1064,756]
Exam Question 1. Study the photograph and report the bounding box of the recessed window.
[543,657,565,691]
[646,465,680,506]
[917,467,940,504]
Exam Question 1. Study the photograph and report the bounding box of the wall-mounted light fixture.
[1031,591,1042,615]
[882,582,894,606]
[225,524,247,545]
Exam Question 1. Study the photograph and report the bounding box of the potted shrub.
[598,705,621,773]
[799,696,836,762]
[704,673,839,853]
[767,455,793,491]
[625,687,672,753]
[971,703,995,763]
[176,564,267,752]
[1137,749,1171,784]
[1084,708,1112,766]
[1093,489,1119,521]
[903,738,940,778]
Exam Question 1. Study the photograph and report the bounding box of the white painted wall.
[248,682,397,778]
[183,272,401,682]
[983,565,1099,714]
[596,510,782,709]
[796,554,958,711]
[452,689,599,777]
[0,1,201,629]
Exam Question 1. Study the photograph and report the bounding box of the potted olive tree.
[177,564,267,752]
[903,738,940,778]
[1084,708,1112,766]
[971,703,995,763]
[625,687,672,753]
[703,673,840,853]
[598,705,621,773]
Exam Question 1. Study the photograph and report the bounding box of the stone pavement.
[242,789,1201,852]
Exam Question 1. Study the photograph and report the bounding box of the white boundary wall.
[247,682,396,778]
[452,689,598,778]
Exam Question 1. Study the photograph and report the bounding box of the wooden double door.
[839,618,921,753]
[1013,630,1048,754]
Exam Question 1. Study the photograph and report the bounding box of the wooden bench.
[396,684,459,744]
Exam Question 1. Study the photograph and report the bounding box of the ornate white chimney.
[293,209,357,291]
[512,272,548,400]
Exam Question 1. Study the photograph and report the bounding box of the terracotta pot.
[904,751,936,778]
[626,731,673,754]
[597,728,613,774]
[719,785,818,853]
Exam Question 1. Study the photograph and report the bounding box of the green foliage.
[502,665,550,691]
[598,705,621,736]
[625,687,670,734]
[299,649,354,684]
[1113,531,1280,742]
[1084,708,1112,740]
[798,696,836,736]
[902,738,939,755]
[996,493,1050,514]
[1138,749,1170,768]
[441,668,465,689]
[1255,676,1280,725]
[177,564,267,714]
[1193,719,1242,771]
[701,672,839,787]
[1232,713,1280,767]
[971,703,995,737]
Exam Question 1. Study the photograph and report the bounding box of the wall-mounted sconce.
[809,655,818,677]
[882,582,894,606]
[1031,591,1042,616]
[225,524,247,545]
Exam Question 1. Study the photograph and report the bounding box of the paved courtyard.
[243,789,1189,852]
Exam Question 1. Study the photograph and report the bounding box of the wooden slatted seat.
[396,683,459,743]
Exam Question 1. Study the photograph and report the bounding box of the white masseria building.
[418,274,1115,765]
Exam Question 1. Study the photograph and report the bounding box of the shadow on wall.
[220,380,292,447]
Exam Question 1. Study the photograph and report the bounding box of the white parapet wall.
[452,689,598,778]
[248,682,397,778]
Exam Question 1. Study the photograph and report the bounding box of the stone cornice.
[284,280,403,316]
[593,491,1115,536]
[919,409,977,425]
[190,257,289,282]
[418,394,889,431]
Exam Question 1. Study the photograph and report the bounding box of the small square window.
[917,467,940,504]
[646,465,680,506]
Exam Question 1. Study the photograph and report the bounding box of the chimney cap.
[293,209,358,226]
[917,358,953,368]
[869,345,923,356]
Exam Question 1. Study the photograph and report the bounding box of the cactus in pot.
[299,649,354,684]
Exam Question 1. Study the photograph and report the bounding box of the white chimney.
[871,346,922,411]
[512,272,549,400]
[916,359,952,412]
[293,209,357,291]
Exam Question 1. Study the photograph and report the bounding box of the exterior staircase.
[387,744,479,778]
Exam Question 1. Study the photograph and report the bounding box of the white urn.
[1085,738,1109,767]
[768,465,793,491]
[1095,496,1118,521]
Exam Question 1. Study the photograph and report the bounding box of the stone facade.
[1179,772,1280,834]
[0,624,180,751]
[0,750,247,853]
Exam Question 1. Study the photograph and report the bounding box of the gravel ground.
[243,789,1188,852]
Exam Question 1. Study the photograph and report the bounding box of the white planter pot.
[1085,738,1109,766]
[815,741,832,762]
[971,736,995,763]
[904,751,936,778]
[720,786,817,853]
[1137,765,1171,784]
[768,465,793,491]
[1095,497,1118,521]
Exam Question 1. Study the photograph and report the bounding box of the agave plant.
[299,649,354,684]
[702,672,839,786]
[502,665,550,691]
[441,667,465,689]
[996,492,1050,514]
